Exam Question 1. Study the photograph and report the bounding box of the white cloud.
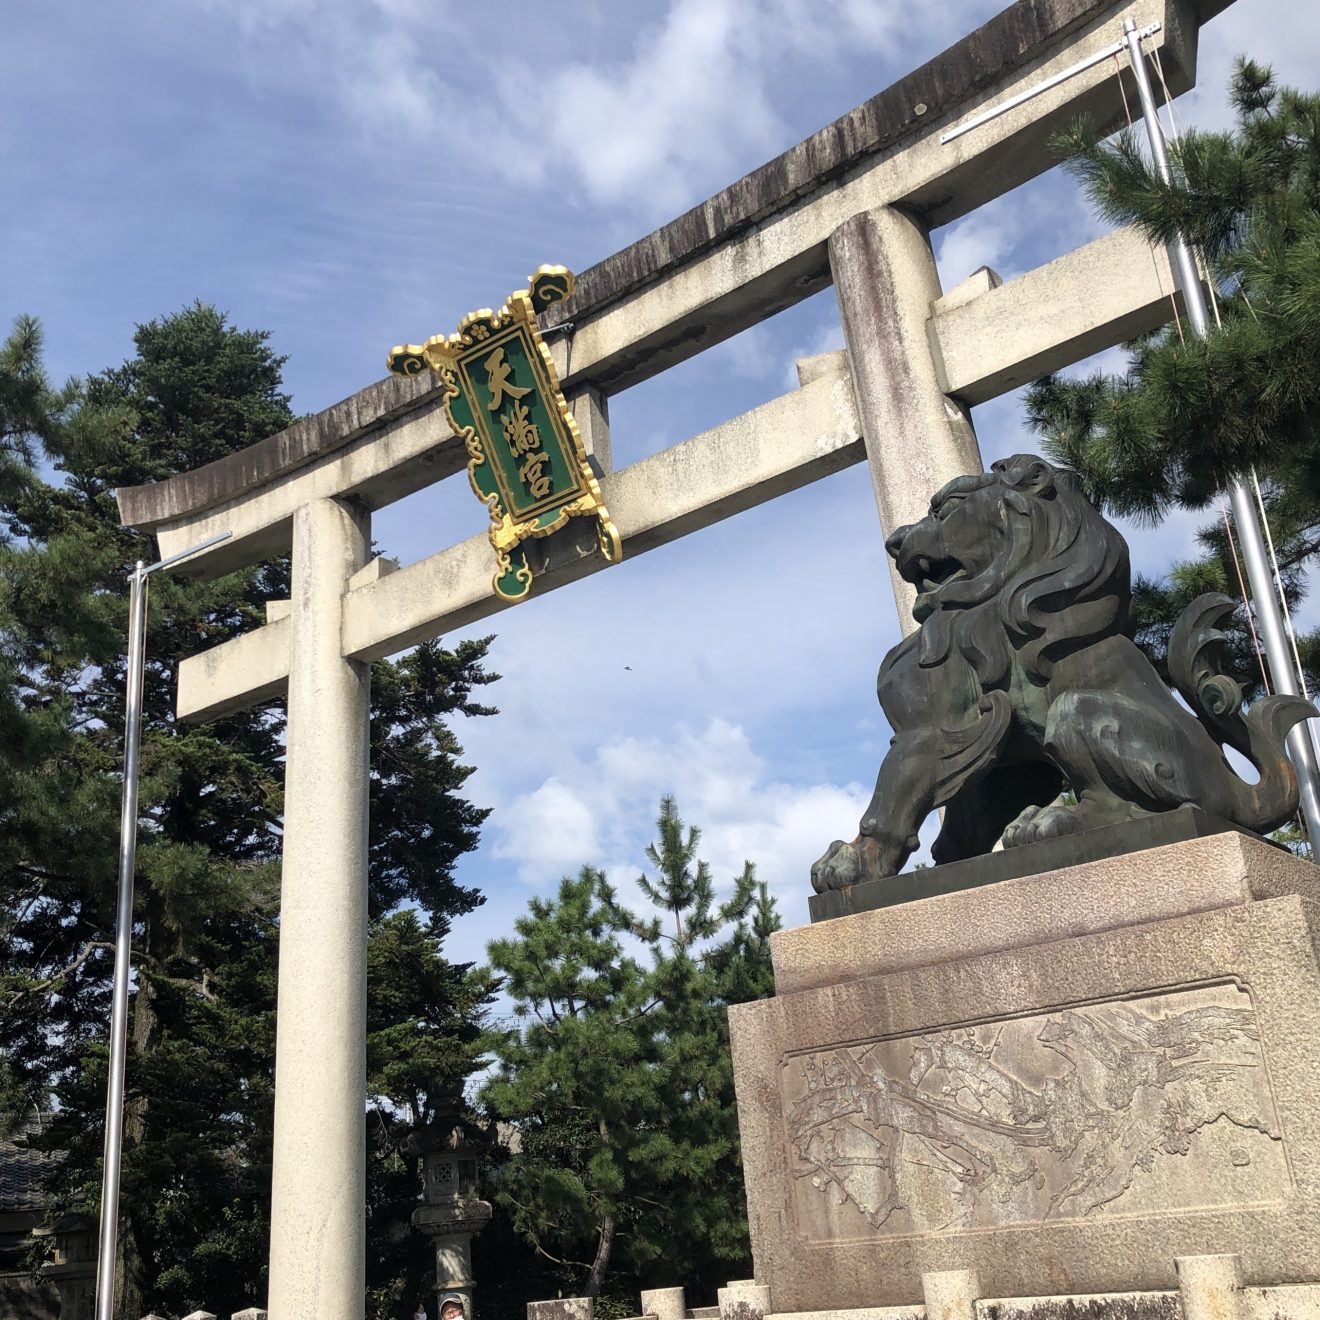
[493,776,604,882]
[709,322,780,383]
[488,716,870,928]
[525,0,786,212]
[515,0,993,214]
[1185,0,1320,131]
[935,208,1016,289]
[179,0,999,220]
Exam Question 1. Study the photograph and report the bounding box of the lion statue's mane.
[911,459,1129,688]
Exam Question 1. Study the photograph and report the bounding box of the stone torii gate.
[115,0,1231,1314]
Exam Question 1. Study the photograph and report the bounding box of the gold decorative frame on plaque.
[388,267,621,602]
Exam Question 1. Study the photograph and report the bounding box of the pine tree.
[1026,60,1320,689]
[482,799,779,1305]
[0,307,497,1316]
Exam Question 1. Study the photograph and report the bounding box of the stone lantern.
[35,1212,96,1320]
[408,1114,493,1319]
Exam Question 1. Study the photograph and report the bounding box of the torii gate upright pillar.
[830,205,983,628]
[268,495,372,1320]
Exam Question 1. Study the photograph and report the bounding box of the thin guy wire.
[1156,39,1267,691]
[1113,53,1185,344]
[1220,493,1272,694]
[1152,45,1227,330]
[1252,466,1311,697]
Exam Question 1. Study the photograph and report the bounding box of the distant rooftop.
[0,1113,54,1214]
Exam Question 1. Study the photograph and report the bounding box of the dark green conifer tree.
[482,798,779,1306]
[0,307,497,1317]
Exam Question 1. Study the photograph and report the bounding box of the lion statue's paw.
[811,839,860,892]
[1002,801,1076,849]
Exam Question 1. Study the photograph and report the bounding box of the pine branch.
[4,939,114,1006]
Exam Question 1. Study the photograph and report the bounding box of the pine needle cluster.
[1027,60,1320,687]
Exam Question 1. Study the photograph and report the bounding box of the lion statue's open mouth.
[811,453,1315,893]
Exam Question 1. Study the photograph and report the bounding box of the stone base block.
[729,835,1320,1311]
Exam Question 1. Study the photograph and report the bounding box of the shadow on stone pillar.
[717,1279,770,1320]
[408,1116,494,1318]
[35,1213,96,1320]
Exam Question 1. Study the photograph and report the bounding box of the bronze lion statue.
[811,454,1316,892]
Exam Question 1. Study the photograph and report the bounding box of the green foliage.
[1026,59,1320,697]
[0,308,497,1315]
[482,798,779,1305]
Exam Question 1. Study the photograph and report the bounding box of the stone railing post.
[921,1268,981,1320]
[717,1280,770,1320]
[1177,1254,1243,1320]
[527,1300,593,1320]
[639,1287,684,1320]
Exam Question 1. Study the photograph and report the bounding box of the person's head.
[439,1293,466,1320]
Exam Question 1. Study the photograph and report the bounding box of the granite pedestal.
[729,833,1320,1311]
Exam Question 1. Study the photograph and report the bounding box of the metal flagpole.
[1120,17,1320,854]
[95,530,232,1320]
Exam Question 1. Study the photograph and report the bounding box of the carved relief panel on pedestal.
[781,983,1287,1241]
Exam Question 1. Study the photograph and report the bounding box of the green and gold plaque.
[387,267,622,602]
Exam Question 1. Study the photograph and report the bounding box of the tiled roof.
[0,1114,55,1213]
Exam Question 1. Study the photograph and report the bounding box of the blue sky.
[6,0,1320,957]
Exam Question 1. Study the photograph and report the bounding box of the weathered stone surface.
[781,981,1286,1238]
[528,1300,592,1320]
[925,1272,981,1320]
[718,1280,771,1320]
[770,1308,922,1320]
[118,0,1216,583]
[829,204,980,625]
[978,1295,1181,1320]
[640,1287,685,1320]
[730,837,1320,1308]
[177,360,862,720]
[265,498,371,1320]
[982,1289,1320,1320]
[807,805,1255,923]
[779,831,1318,995]
[933,227,1176,405]
[1242,1285,1320,1320]
[1176,1255,1243,1320]
[539,0,1210,344]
